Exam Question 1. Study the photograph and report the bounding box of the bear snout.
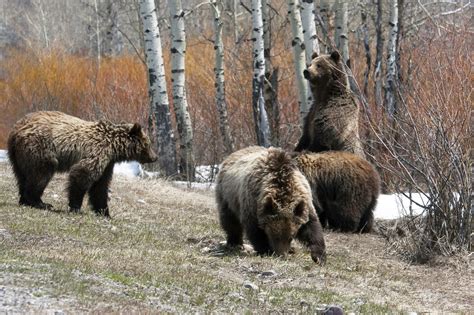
[141,149,158,164]
[303,69,311,80]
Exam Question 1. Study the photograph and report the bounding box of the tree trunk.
[385,0,398,118]
[251,0,271,147]
[169,0,195,180]
[139,0,177,177]
[317,0,331,53]
[300,0,320,62]
[262,0,280,146]
[334,0,349,67]
[374,0,384,108]
[300,0,320,113]
[361,4,371,96]
[211,0,235,155]
[104,0,123,57]
[93,0,101,66]
[288,0,309,123]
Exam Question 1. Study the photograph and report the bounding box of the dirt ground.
[0,163,472,313]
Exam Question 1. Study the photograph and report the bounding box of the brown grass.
[0,162,472,313]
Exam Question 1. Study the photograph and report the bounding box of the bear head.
[259,195,311,256]
[303,51,345,89]
[127,123,158,164]
[257,149,312,256]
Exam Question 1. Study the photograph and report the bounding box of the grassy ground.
[0,163,472,313]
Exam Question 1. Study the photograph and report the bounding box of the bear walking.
[294,151,380,233]
[216,146,326,264]
[7,111,157,217]
[296,51,365,157]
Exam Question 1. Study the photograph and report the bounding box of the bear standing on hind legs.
[7,111,157,217]
[216,146,326,264]
[296,51,365,157]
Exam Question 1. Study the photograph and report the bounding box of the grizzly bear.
[216,146,326,264]
[7,111,157,217]
[295,51,365,157]
[293,151,380,233]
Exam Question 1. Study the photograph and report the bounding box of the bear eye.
[316,64,322,69]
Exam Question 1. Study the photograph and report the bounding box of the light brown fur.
[296,51,364,157]
[8,111,157,216]
[216,146,326,264]
[294,151,380,233]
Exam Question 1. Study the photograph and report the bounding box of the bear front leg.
[68,159,107,213]
[218,202,243,248]
[296,212,326,264]
[245,218,272,255]
[88,163,114,217]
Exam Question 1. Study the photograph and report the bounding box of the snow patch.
[374,193,428,220]
[113,161,143,178]
[0,150,7,163]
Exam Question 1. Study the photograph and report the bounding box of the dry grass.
[0,162,472,313]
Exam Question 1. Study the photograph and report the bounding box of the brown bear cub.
[296,51,365,157]
[216,146,326,264]
[8,111,157,217]
[294,151,380,233]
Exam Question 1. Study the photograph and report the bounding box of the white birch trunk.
[300,0,320,113]
[93,0,101,66]
[288,0,309,123]
[300,0,320,63]
[374,0,383,108]
[169,0,195,180]
[139,0,177,177]
[385,0,398,117]
[334,0,349,66]
[211,0,235,155]
[251,0,271,147]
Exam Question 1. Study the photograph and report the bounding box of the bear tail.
[357,196,377,233]
[7,134,22,184]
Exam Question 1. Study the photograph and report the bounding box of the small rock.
[243,281,258,290]
[137,199,146,204]
[300,300,310,307]
[323,305,344,315]
[260,270,277,277]
[228,292,244,300]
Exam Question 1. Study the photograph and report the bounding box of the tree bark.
[300,0,320,63]
[211,0,235,155]
[288,0,309,123]
[385,0,398,118]
[251,0,271,147]
[139,0,177,177]
[317,0,331,53]
[104,0,123,57]
[169,0,195,180]
[361,4,371,96]
[262,0,280,146]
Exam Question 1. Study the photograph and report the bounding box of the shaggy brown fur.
[216,146,326,264]
[294,151,380,233]
[7,111,157,217]
[296,51,365,157]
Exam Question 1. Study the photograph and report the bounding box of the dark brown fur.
[296,51,365,157]
[216,146,326,264]
[294,151,380,233]
[7,111,157,216]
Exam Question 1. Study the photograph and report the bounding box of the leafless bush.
[366,32,471,262]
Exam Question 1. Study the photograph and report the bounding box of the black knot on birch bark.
[170,48,179,53]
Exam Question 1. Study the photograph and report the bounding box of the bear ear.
[129,123,142,136]
[330,51,341,62]
[294,201,306,218]
[311,51,319,60]
[262,197,278,216]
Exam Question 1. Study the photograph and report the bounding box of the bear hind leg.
[21,167,54,209]
[218,202,243,247]
[88,163,114,217]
